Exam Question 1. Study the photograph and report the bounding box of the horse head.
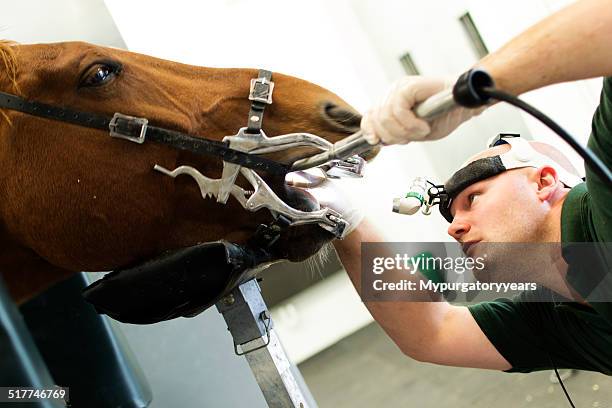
[0,41,376,321]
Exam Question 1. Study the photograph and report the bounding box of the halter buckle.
[249,78,274,105]
[109,113,149,144]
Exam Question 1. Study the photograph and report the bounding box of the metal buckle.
[249,78,274,105]
[109,112,149,144]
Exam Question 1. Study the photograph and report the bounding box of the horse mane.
[0,40,20,125]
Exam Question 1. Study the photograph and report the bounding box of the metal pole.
[216,279,317,408]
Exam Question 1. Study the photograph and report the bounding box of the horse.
[0,40,375,322]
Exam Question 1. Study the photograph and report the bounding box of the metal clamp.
[234,311,272,356]
[223,127,332,155]
[241,168,349,238]
[325,156,366,178]
[109,112,149,144]
[249,78,274,105]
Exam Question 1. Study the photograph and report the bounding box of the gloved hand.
[285,167,366,237]
[361,76,485,145]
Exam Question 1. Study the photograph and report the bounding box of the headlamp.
[392,134,584,222]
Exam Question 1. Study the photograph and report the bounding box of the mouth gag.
[148,70,366,240]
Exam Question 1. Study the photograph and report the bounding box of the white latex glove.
[285,168,366,237]
[361,76,485,145]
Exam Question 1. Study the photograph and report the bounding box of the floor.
[299,323,612,408]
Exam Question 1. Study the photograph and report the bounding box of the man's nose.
[447,219,471,240]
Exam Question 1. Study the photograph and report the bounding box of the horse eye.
[80,63,120,88]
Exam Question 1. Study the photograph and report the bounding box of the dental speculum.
[153,126,366,240]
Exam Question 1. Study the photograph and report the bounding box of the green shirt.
[468,77,612,374]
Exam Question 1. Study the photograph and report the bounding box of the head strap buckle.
[109,113,149,144]
[249,77,274,105]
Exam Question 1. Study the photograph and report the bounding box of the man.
[334,0,612,374]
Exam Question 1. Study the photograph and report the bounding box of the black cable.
[480,87,612,185]
[454,71,587,408]
[481,83,583,408]
[548,354,577,408]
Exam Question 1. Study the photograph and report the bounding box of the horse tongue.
[82,241,271,324]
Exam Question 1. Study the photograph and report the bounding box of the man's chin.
[472,266,493,283]
[472,243,546,284]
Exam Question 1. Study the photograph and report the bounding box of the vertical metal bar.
[217,279,317,408]
[243,330,311,408]
[459,12,489,59]
[399,52,421,75]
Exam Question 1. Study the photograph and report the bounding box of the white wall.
[346,0,536,179]
[2,0,125,48]
[104,0,371,111]
[346,0,601,175]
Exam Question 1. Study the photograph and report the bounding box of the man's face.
[446,143,574,286]
[447,145,551,248]
[447,166,554,284]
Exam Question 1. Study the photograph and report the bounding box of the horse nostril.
[320,101,380,161]
[320,101,362,133]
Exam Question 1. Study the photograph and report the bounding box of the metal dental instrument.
[290,87,455,171]
[153,164,349,238]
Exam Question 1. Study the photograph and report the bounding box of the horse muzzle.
[82,241,276,324]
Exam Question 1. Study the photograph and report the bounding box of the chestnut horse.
[0,41,368,309]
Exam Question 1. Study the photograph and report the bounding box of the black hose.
[481,86,612,185]
[548,353,577,408]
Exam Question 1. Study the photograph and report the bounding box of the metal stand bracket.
[216,279,316,408]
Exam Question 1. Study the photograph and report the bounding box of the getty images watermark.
[360,242,612,303]
[371,252,536,294]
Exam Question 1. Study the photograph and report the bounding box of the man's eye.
[468,193,479,204]
[80,63,121,88]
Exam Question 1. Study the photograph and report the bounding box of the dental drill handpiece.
[291,69,495,171]
[290,87,456,171]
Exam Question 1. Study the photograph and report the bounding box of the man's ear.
[535,166,559,201]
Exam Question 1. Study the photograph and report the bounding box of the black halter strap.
[0,70,288,175]
[246,69,273,134]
